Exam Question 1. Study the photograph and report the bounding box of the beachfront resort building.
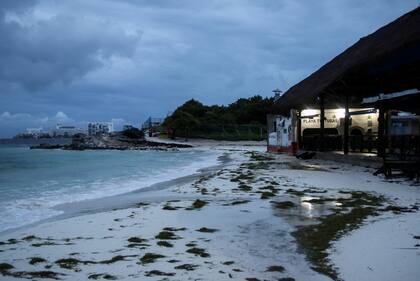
[268,108,380,153]
[49,124,86,138]
[25,128,43,138]
[88,122,114,136]
[267,7,420,177]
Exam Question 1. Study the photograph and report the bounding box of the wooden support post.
[343,97,349,154]
[377,107,385,157]
[319,95,325,151]
[344,94,350,155]
[297,110,302,148]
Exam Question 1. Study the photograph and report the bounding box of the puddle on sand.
[271,195,338,226]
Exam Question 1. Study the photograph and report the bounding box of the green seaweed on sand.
[0,263,14,272]
[139,253,165,264]
[55,256,128,269]
[126,243,149,248]
[278,278,295,281]
[196,227,219,233]
[230,173,255,183]
[0,238,19,246]
[249,153,274,162]
[22,235,40,241]
[200,188,208,194]
[233,268,243,272]
[162,204,178,210]
[100,255,136,264]
[286,189,305,196]
[12,270,65,280]
[381,205,415,214]
[238,184,252,192]
[272,201,295,209]
[336,192,384,208]
[2,262,64,280]
[55,258,89,269]
[157,241,173,247]
[192,199,207,209]
[260,191,275,199]
[222,261,234,265]
[163,227,187,231]
[228,200,251,205]
[144,270,175,276]
[174,264,199,271]
[259,186,279,194]
[266,265,285,272]
[155,231,180,240]
[29,257,47,265]
[186,247,210,258]
[200,187,209,195]
[293,204,381,280]
[242,161,270,170]
[88,273,118,280]
[185,242,197,247]
[303,198,336,204]
[31,241,62,247]
[246,278,261,281]
[135,202,149,208]
[127,237,148,243]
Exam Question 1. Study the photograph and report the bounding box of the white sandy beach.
[0,142,419,281]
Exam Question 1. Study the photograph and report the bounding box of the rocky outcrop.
[30,132,192,151]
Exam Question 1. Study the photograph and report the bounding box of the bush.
[163,96,272,140]
[122,128,144,139]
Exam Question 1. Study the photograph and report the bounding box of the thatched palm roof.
[274,7,420,115]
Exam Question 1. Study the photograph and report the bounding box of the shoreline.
[0,148,228,237]
[0,144,418,281]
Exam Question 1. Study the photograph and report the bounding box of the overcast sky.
[0,0,418,137]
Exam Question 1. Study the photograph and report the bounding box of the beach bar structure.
[269,7,420,162]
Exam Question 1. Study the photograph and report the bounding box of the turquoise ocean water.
[0,144,220,232]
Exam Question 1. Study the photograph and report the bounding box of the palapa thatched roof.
[273,7,420,115]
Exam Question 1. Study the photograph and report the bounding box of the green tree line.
[163,95,273,140]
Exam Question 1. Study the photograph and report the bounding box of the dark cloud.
[0,4,140,91]
[0,0,418,137]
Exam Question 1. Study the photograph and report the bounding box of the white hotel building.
[88,122,114,136]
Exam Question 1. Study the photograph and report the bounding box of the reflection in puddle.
[300,201,314,218]
[271,194,338,227]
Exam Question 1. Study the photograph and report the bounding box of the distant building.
[49,124,86,138]
[26,128,43,138]
[88,122,114,136]
[141,117,163,130]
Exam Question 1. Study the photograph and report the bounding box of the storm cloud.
[0,0,418,137]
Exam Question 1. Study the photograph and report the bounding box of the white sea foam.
[0,149,222,232]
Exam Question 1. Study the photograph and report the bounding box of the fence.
[172,124,267,141]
